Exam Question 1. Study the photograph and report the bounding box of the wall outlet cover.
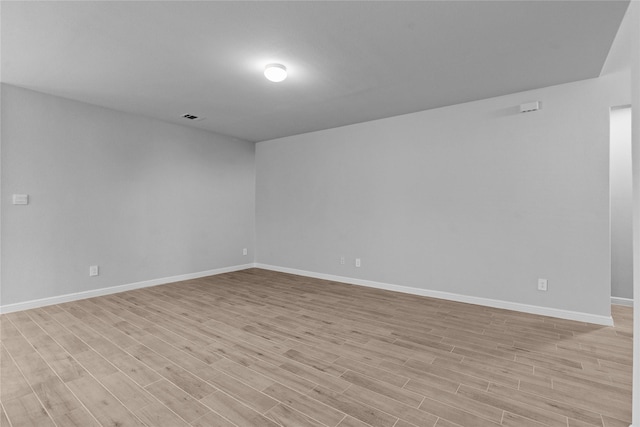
[537,278,548,291]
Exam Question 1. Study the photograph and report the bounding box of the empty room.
[1,1,639,427]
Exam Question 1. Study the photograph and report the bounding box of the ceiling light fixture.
[264,63,287,82]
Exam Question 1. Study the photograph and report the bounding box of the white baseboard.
[611,296,634,306]
[255,263,614,326]
[0,263,255,314]
[2,262,616,327]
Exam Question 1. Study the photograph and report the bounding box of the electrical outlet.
[537,278,548,291]
[355,258,361,268]
[89,265,99,277]
[340,257,345,265]
[242,248,248,256]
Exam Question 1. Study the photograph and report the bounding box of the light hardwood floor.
[0,268,632,427]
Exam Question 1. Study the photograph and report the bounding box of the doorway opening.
[610,106,633,304]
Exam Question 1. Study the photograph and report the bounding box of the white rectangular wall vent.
[12,194,29,205]
[520,101,540,113]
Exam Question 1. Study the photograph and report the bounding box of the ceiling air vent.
[180,113,204,121]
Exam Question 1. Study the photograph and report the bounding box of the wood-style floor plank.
[0,268,633,426]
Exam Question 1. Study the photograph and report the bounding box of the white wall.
[1,84,255,308]
[256,74,629,321]
[598,1,638,422]
[610,107,633,300]
[627,0,640,423]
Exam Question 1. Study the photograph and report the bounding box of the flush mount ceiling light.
[264,63,287,82]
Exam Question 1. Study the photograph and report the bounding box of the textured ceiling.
[1,1,629,142]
